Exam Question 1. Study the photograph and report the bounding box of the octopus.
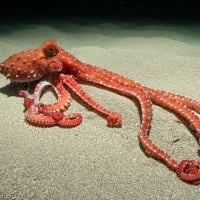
[0,39,200,184]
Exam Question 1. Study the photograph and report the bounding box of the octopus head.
[0,39,64,82]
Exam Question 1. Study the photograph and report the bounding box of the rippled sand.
[0,19,200,199]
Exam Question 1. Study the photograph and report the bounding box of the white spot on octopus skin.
[33,73,37,78]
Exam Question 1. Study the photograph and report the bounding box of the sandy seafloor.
[0,18,200,199]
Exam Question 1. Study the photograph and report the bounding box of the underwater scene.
[0,1,200,199]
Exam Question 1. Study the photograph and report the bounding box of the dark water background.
[0,0,200,20]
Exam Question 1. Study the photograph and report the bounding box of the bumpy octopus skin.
[1,39,200,184]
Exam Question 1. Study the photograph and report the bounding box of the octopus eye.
[44,45,58,57]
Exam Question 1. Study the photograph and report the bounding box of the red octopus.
[0,39,200,184]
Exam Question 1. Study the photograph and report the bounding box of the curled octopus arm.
[19,80,82,127]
